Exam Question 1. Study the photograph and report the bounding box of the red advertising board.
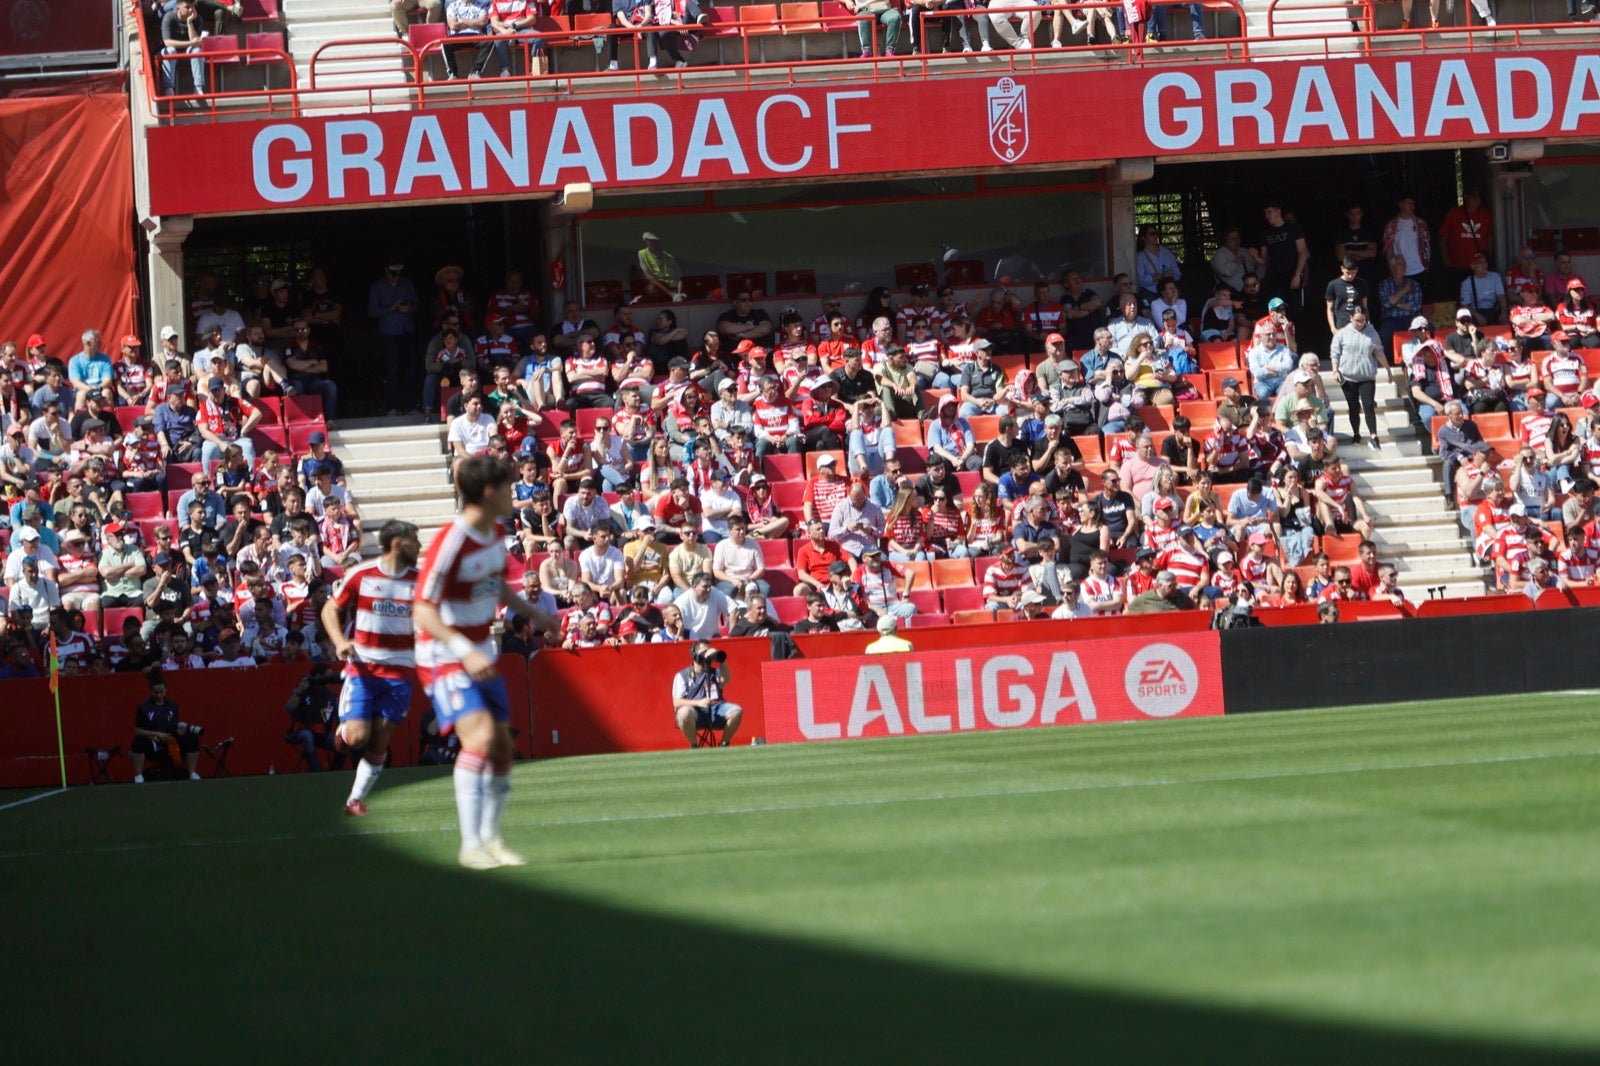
[146,49,1600,216]
[0,0,118,64]
[760,632,1223,744]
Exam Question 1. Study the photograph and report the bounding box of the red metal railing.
[131,0,1597,123]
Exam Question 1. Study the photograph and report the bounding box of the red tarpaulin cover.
[0,87,136,351]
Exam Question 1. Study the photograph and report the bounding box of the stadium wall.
[1219,606,1600,715]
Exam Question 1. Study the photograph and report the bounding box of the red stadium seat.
[768,595,806,624]
[966,415,1001,443]
[764,567,798,596]
[906,612,951,627]
[894,263,937,289]
[954,470,980,497]
[775,269,817,295]
[727,272,767,298]
[575,407,614,436]
[930,558,973,588]
[952,609,1001,626]
[971,553,1002,587]
[943,260,985,286]
[763,453,803,482]
[100,606,146,639]
[1182,400,1219,432]
[1137,405,1174,432]
[284,394,324,425]
[287,424,325,454]
[899,560,933,591]
[251,424,289,453]
[125,492,166,520]
[907,587,940,614]
[770,480,806,511]
[756,538,791,567]
[893,421,926,447]
[167,463,202,493]
[941,585,985,613]
[1196,341,1240,370]
[680,275,720,300]
[251,395,286,427]
[895,446,927,473]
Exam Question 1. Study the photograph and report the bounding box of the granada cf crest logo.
[987,77,1028,163]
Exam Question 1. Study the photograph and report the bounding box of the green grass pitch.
[4,694,1600,1064]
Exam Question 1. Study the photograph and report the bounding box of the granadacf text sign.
[147,49,1600,216]
[760,633,1223,744]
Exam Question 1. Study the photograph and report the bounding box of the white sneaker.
[483,838,528,866]
[458,844,500,870]
[606,60,619,71]
[189,772,202,781]
[675,59,687,67]
[647,57,658,69]
[133,774,144,784]
[1485,14,1496,23]
[1050,37,1062,46]
[980,40,993,50]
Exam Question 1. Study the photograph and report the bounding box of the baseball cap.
[642,231,659,241]
[1456,307,1474,319]
[908,284,928,297]
[1471,252,1488,263]
[861,545,883,558]
[750,474,769,486]
[80,418,105,433]
[103,520,126,536]
[153,551,173,566]
[1569,277,1587,290]
[1509,502,1528,517]
[159,325,180,341]
[1215,549,1236,564]
[1247,531,1270,545]
[121,335,142,348]
[1019,589,1048,606]
[1060,359,1081,373]
[1552,330,1571,343]
[1176,524,1194,537]
[828,560,851,577]
[1155,498,1174,511]
[1410,315,1432,331]
[308,431,327,446]
[1220,376,1240,389]
[667,357,690,370]
[971,338,992,350]
[875,615,899,635]
[6,424,21,437]
[16,527,39,541]
[1267,297,1286,310]
[60,527,88,545]
[219,628,240,642]
[1135,547,1158,561]
[816,454,837,467]
[26,333,45,348]
[1045,332,1065,345]
[270,278,290,292]
[207,375,225,391]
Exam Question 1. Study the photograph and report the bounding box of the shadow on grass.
[7,773,1594,1066]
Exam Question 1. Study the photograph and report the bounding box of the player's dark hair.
[456,454,515,506]
[378,519,418,553]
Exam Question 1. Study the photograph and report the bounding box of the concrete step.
[341,453,451,477]
[1378,509,1468,529]
[346,468,451,495]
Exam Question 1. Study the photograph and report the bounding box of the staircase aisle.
[1318,369,1491,599]
[329,420,456,554]
[279,0,413,110]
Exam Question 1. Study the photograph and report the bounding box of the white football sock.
[454,750,488,850]
[349,752,384,803]
[480,759,512,843]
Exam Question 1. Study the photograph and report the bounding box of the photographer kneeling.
[285,660,347,772]
[130,669,204,783]
[672,640,742,748]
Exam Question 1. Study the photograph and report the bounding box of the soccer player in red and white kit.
[321,519,422,817]
[414,455,559,870]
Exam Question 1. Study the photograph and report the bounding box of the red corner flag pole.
[49,632,66,789]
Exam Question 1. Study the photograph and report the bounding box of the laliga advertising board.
[760,632,1223,745]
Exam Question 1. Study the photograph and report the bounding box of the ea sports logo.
[1124,643,1199,717]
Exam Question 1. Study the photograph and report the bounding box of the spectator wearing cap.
[195,375,261,470]
[98,521,148,609]
[800,377,849,452]
[142,550,192,632]
[1407,326,1457,427]
[66,330,114,412]
[1459,252,1507,325]
[864,613,913,655]
[743,476,789,540]
[110,334,155,409]
[927,395,981,472]
[828,480,886,561]
[53,527,100,615]
[709,378,754,446]
[1555,278,1598,348]
[7,557,59,624]
[1540,332,1588,409]
[152,380,201,463]
[673,571,732,640]
[981,546,1033,610]
[293,431,342,490]
[635,232,683,302]
[2,520,54,587]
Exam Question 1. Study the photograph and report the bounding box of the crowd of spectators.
[423,220,1577,645]
[0,303,354,680]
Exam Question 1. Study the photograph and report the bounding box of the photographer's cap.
[875,615,899,635]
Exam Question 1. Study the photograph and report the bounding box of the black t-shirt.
[983,437,1030,479]
[1444,332,1477,361]
[1042,466,1085,496]
[1030,434,1083,464]
[135,695,179,735]
[730,617,791,637]
[179,525,208,561]
[791,617,839,634]
[1062,290,1101,349]
[1161,434,1200,472]
[1237,291,1268,323]
[1294,455,1328,484]
[143,575,190,615]
[913,470,961,503]
[829,367,877,406]
[1260,222,1306,282]
[1324,277,1369,328]
[1096,490,1139,538]
[1335,225,1381,283]
[717,309,772,336]
[70,409,124,439]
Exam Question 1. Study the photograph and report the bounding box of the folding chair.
[284,731,314,772]
[695,722,725,748]
[85,745,121,785]
[202,737,236,778]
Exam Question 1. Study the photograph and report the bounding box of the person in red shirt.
[802,453,849,525]
[1019,282,1066,351]
[973,287,1024,354]
[1437,189,1493,288]
[652,477,703,542]
[799,377,849,452]
[793,518,845,593]
[1346,539,1382,597]
[1317,565,1367,602]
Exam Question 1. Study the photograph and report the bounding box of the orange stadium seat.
[893,421,925,447]
[763,453,803,482]
[942,587,986,613]
[930,558,974,588]
[1197,341,1241,370]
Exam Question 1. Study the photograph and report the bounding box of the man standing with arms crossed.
[414,455,560,869]
[322,519,422,817]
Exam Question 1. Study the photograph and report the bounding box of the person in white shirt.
[827,480,886,560]
[577,525,627,602]
[698,470,745,543]
[7,558,60,625]
[709,379,753,444]
[5,526,60,584]
[710,516,768,597]
[447,393,497,481]
[195,292,248,344]
[672,571,732,639]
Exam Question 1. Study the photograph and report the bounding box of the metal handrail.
[133,0,1599,123]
